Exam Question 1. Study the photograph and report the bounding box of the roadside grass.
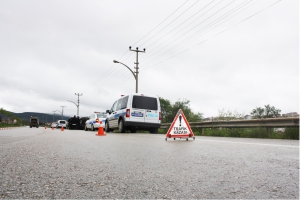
[0,123,23,128]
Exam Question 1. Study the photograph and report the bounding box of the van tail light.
[126,109,130,118]
[159,112,162,120]
[96,118,99,123]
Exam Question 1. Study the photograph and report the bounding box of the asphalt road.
[0,127,299,199]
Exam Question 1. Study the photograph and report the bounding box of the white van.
[105,93,161,133]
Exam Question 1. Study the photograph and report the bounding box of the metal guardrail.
[161,117,299,129]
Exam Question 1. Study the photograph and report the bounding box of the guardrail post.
[267,127,271,135]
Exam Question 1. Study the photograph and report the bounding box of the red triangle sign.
[165,109,195,141]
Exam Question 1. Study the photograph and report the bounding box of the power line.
[83,0,280,100]
[80,1,201,95]
[141,0,255,68]
[145,0,218,49]
[140,0,281,72]
[131,0,190,47]
[141,0,226,64]
[139,0,200,47]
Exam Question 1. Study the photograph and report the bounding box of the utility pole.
[113,47,145,93]
[75,93,82,116]
[60,106,66,120]
[129,46,145,93]
[52,110,56,122]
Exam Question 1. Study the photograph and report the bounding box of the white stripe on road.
[196,138,299,148]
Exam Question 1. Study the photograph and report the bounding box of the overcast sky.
[0,0,298,119]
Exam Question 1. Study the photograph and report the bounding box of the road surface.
[0,127,299,199]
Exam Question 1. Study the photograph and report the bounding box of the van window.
[121,96,129,109]
[132,96,158,110]
[111,101,117,112]
[116,99,123,111]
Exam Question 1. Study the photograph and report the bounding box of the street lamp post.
[67,93,82,116]
[52,110,56,122]
[52,110,60,122]
[113,60,137,92]
[113,46,145,93]
[54,110,63,123]
[60,106,66,120]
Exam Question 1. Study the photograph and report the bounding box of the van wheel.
[91,125,95,131]
[149,128,158,134]
[105,122,111,132]
[118,120,125,133]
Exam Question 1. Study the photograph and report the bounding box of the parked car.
[67,116,80,130]
[79,117,89,130]
[56,120,67,129]
[105,93,161,133]
[85,112,107,131]
[51,122,57,128]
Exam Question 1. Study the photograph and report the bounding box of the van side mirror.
[106,110,110,114]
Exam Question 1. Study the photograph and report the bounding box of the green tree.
[269,105,281,118]
[251,107,265,119]
[0,108,12,117]
[159,98,203,123]
[0,108,23,124]
[159,97,172,123]
[251,104,281,119]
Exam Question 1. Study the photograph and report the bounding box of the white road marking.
[196,138,299,148]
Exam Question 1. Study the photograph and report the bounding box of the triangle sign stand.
[165,109,195,141]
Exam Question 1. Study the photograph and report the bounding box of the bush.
[0,123,22,128]
[283,127,299,140]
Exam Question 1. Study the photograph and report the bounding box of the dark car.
[67,116,88,130]
[80,117,89,130]
[68,116,79,130]
[30,116,39,128]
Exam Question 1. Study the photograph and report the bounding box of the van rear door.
[131,95,145,123]
[143,96,160,124]
[131,95,159,124]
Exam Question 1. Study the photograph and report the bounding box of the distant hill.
[0,112,70,123]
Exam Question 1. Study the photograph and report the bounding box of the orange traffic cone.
[61,126,64,131]
[44,126,46,129]
[52,127,54,130]
[96,121,106,136]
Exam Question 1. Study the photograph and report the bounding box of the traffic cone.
[61,126,64,131]
[44,126,46,129]
[96,121,106,136]
[52,127,54,130]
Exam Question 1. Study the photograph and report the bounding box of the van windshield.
[97,113,107,118]
[132,96,158,110]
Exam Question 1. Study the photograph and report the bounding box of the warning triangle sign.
[166,109,194,140]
